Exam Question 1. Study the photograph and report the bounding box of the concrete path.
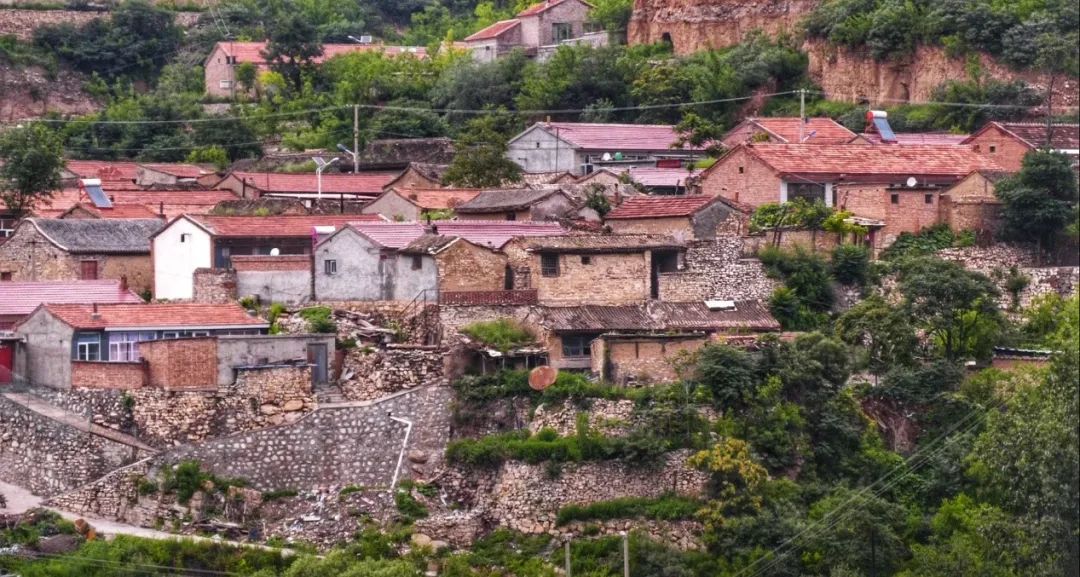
[2,393,157,452]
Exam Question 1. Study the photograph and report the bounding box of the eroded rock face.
[628,0,817,54]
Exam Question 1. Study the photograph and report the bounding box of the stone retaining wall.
[658,238,777,302]
[340,345,446,401]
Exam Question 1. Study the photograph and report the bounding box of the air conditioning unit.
[580,163,594,174]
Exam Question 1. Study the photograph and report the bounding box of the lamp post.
[337,143,358,174]
[313,156,340,203]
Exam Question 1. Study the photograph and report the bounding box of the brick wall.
[436,240,508,292]
[698,148,782,207]
[231,255,311,271]
[965,126,1031,172]
[139,338,218,390]
[838,184,946,250]
[600,336,707,385]
[192,268,238,303]
[71,361,146,389]
[940,196,1002,242]
[532,251,652,306]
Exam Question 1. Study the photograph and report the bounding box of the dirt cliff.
[628,0,817,53]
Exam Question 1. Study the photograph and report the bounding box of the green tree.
[898,257,1002,361]
[803,487,913,576]
[835,295,918,376]
[996,149,1079,255]
[264,12,323,92]
[443,113,522,187]
[186,146,230,171]
[0,124,65,217]
[234,62,258,96]
[695,344,758,413]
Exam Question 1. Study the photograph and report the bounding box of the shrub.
[136,477,159,496]
[831,244,870,285]
[556,494,702,525]
[460,318,535,352]
[394,484,429,522]
[298,306,336,334]
[261,489,298,502]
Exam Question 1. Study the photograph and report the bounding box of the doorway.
[307,343,329,385]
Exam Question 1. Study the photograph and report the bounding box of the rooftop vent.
[704,300,736,311]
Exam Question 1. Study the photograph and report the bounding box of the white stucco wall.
[507,126,582,174]
[153,218,212,300]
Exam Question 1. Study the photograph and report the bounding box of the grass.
[261,488,298,502]
[298,306,336,334]
[460,318,535,352]
[556,494,702,525]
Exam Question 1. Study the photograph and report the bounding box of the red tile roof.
[0,281,142,317]
[40,303,267,330]
[387,188,481,210]
[732,143,1004,182]
[863,132,969,145]
[187,214,382,238]
[465,19,521,42]
[746,117,856,144]
[63,160,139,180]
[213,42,427,66]
[229,171,399,196]
[433,220,567,249]
[60,203,162,219]
[606,195,717,219]
[535,122,706,152]
[965,122,1080,151]
[138,163,214,178]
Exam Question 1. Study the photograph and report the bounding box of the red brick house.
[695,143,1004,250]
[721,117,858,147]
[962,122,1080,172]
[605,195,745,240]
[465,0,595,63]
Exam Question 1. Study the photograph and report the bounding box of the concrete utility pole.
[565,539,572,577]
[621,531,629,577]
[353,104,360,174]
[798,88,806,143]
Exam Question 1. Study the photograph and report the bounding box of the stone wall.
[937,245,1079,309]
[192,268,238,304]
[596,335,708,385]
[0,395,147,497]
[742,230,842,255]
[46,458,153,523]
[163,386,453,491]
[234,256,313,305]
[658,238,777,302]
[340,345,446,402]
[438,304,538,344]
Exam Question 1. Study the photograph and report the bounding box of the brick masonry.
[71,361,146,389]
[139,337,219,390]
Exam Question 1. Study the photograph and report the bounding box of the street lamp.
[337,143,357,173]
[313,156,340,203]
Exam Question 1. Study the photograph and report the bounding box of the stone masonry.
[658,238,777,302]
[340,345,447,402]
[192,268,238,304]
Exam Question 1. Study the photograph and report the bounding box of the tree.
[695,344,758,413]
[186,146,230,171]
[0,124,65,217]
[803,487,912,577]
[264,12,323,93]
[443,113,522,188]
[898,257,1002,361]
[996,150,1079,255]
[234,62,258,96]
[835,296,918,376]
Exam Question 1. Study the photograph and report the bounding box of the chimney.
[431,224,439,235]
[159,202,165,216]
[91,302,100,320]
[119,276,128,292]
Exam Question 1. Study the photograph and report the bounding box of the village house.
[0,280,142,331]
[939,170,1012,243]
[524,234,684,305]
[576,166,698,195]
[361,188,481,221]
[204,41,428,98]
[0,218,164,294]
[381,163,451,190]
[135,163,216,188]
[454,187,576,221]
[695,143,1004,250]
[314,221,566,303]
[962,121,1080,172]
[521,171,578,187]
[61,160,140,183]
[464,0,599,63]
[12,303,333,390]
[507,122,707,175]
[208,171,399,204]
[57,203,162,220]
[605,195,745,241]
[536,300,780,375]
[721,117,858,146]
[151,214,381,300]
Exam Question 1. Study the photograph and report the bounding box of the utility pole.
[564,539,571,577]
[621,532,629,577]
[353,104,360,174]
[798,88,806,143]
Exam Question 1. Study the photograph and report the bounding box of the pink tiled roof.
[465,19,521,42]
[230,171,399,196]
[187,214,381,238]
[435,220,567,249]
[214,42,427,66]
[747,117,856,144]
[138,163,214,178]
[346,222,426,249]
[606,195,716,219]
[736,143,1004,182]
[388,188,481,210]
[538,122,705,152]
[61,203,162,219]
[41,303,267,330]
[964,122,1080,151]
[63,160,139,180]
[863,133,970,145]
[0,281,142,317]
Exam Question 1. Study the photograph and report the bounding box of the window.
[787,183,826,203]
[552,22,573,42]
[890,193,900,205]
[0,272,10,281]
[541,254,559,277]
[75,333,101,361]
[324,259,337,275]
[989,145,997,153]
[108,332,155,362]
[738,166,745,174]
[180,233,191,244]
[191,331,210,337]
[80,260,98,280]
[581,256,592,265]
[561,334,596,358]
[505,212,517,221]
[925,193,934,204]
[412,256,423,270]
[0,217,15,238]
[219,80,233,89]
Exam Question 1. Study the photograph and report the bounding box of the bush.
[882,224,972,261]
[298,306,336,334]
[460,318,535,352]
[394,485,429,522]
[261,488,298,502]
[831,244,870,285]
[556,494,702,525]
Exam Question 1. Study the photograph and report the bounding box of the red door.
[80,260,98,280]
[0,344,13,385]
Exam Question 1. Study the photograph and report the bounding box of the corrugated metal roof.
[542,300,780,332]
[526,234,683,253]
[41,303,267,330]
[606,195,715,219]
[0,281,143,317]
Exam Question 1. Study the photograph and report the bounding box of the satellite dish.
[270,248,280,256]
[528,366,558,391]
[601,152,613,162]
[905,177,918,188]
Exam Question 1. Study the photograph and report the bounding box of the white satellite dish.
[270,248,280,256]
[905,176,918,188]
[601,152,613,162]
